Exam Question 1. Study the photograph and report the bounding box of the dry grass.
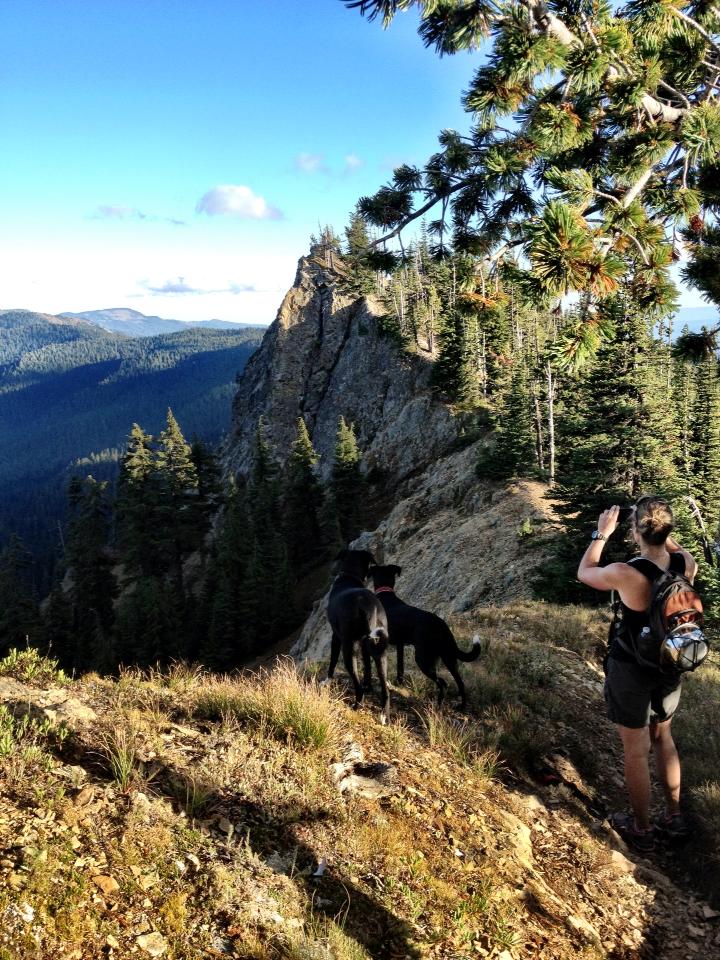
[2,619,720,958]
[191,659,343,751]
[280,919,373,960]
[0,705,66,789]
[94,721,140,790]
[470,600,606,656]
[419,707,501,783]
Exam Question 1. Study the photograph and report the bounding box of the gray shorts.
[604,655,682,729]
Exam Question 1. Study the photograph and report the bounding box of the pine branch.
[367,180,469,246]
[524,0,689,123]
[623,166,657,209]
[613,226,652,265]
[670,6,720,56]
[657,79,692,107]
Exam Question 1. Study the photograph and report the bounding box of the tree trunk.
[546,361,556,487]
[532,381,545,472]
[480,331,487,395]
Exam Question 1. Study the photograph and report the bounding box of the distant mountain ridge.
[60,307,260,337]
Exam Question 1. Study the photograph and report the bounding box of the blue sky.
[0,0,714,325]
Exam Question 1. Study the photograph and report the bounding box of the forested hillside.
[0,312,264,587]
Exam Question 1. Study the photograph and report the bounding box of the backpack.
[612,558,709,675]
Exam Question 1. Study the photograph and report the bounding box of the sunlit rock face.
[222,254,459,486]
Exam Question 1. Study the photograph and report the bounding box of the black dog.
[369,564,481,710]
[327,549,391,722]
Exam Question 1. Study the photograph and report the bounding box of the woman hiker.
[577,496,697,853]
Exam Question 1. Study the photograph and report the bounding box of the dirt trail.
[449,634,720,960]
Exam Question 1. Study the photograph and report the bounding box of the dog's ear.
[365,551,377,566]
[390,564,402,577]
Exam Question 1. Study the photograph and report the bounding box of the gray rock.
[222,255,459,487]
[0,677,96,727]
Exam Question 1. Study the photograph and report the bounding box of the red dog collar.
[375,586,394,594]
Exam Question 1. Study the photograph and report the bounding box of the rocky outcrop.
[220,250,562,667]
[222,255,459,484]
[0,676,97,727]
[291,440,559,663]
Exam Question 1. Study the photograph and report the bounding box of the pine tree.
[673,356,697,489]
[154,408,201,592]
[190,439,223,508]
[201,482,252,668]
[431,308,468,400]
[240,421,297,654]
[318,487,345,561]
[156,409,199,496]
[345,0,720,332]
[343,210,377,295]
[0,535,40,656]
[540,296,682,601]
[41,583,75,669]
[115,577,180,668]
[480,359,536,479]
[116,423,159,578]
[65,476,117,671]
[690,356,720,536]
[330,417,367,544]
[284,418,324,572]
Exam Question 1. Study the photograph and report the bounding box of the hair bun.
[635,497,673,545]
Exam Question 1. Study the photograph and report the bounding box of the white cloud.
[343,153,363,173]
[92,204,147,221]
[140,276,259,296]
[143,277,201,295]
[195,185,284,220]
[294,152,328,175]
[90,205,186,226]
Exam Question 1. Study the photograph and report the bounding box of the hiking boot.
[655,813,690,841]
[609,812,655,853]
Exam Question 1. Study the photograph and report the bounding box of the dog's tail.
[454,632,483,662]
[369,625,389,644]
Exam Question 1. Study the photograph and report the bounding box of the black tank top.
[612,553,687,662]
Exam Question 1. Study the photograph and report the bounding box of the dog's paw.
[378,712,388,726]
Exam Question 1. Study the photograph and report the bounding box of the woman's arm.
[577,505,628,591]
[666,535,698,583]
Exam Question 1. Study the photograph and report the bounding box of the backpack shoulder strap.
[626,557,663,581]
[669,552,687,576]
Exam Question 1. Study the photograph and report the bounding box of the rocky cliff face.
[223,251,560,664]
[222,255,459,485]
